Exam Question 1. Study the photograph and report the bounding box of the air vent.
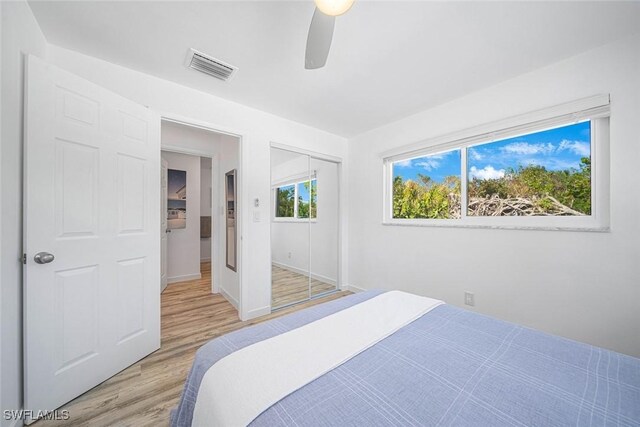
[185,49,237,82]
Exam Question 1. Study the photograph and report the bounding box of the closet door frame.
[269,142,343,311]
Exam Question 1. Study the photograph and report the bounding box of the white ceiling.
[29,1,640,137]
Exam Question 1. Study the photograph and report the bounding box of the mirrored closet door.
[309,157,339,299]
[270,147,339,310]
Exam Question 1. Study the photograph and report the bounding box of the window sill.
[382,219,610,232]
[272,218,318,224]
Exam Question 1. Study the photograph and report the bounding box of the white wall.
[46,45,349,321]
[348,34,640,357]
[162,151,201,283]
[1,1,48,424]
[201,158,212,261]
[271,156,339,285]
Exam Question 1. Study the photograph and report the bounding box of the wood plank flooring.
[271,265,336,309]
[34,262,351,427]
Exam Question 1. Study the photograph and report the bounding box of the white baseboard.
[168,273,201,284]
[219,286,239,310]
[272,261,337,287]
[342,283,366,293]
[244,305,271,320]
[200,257,211,262]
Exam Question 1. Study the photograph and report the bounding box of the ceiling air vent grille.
[186,49,237,82]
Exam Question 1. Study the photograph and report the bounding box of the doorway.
[161,151,212,290]
[21,55,246,419]
[160,119,241,312]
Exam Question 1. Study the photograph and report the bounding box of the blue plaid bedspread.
[171,290,640,426]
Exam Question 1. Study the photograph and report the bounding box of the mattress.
[172,290,640,426]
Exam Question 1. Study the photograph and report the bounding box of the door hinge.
[22,253,27,264]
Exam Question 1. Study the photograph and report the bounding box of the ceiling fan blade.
[305,8,335,69]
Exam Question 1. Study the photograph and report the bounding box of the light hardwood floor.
[271,265,337,309]
[34,262,351,427]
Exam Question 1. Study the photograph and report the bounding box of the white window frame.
[382,95,610,231]
[272,174,317,223]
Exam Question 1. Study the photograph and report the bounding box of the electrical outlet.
[288,252,292,259]
[464,291,475,307]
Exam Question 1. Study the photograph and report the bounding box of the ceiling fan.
[305,0,355,69]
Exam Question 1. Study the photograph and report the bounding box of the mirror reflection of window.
[273,178,317,220]
[275,184,295,218]
[270,147,340,310]
[297,180,317,219]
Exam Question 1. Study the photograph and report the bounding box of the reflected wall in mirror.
[310,157,339,299]
[270,147,339,310]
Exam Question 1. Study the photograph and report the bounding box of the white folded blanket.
[192,291,444,426]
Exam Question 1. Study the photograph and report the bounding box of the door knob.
[34,252,55,264]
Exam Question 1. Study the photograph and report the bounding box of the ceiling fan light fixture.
[313,0,355,16]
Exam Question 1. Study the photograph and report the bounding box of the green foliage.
[276,186,294,217]
[393,175,460,219]
[297,180,317,219]
[309,180,317,218]
[393,157,591,218]
[566,157,591,214]
[467,158,591,214]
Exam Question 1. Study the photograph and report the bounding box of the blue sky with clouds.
[393,121,590,183]
[298,182,310,202]
[393,149,461,182]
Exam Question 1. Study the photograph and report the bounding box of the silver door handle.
[34,252,55,264]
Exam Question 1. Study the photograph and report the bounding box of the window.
[383,97,610,230]
[467,122,591,217]
[274,179,317,220]
[392,149,461,219]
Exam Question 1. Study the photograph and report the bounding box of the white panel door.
[23,55,160,419]
[161,157,169,292]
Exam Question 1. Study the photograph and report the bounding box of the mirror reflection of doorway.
[270,147,340,310]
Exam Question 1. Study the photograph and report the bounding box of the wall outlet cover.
[464,291,475,307]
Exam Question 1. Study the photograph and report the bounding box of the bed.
[171,290,640,426]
